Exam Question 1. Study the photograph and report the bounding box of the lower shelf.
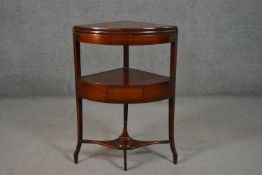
[77,68,171,103]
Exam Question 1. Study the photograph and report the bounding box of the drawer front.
[107,87,143,102]
[143,82,170,101]
[77,81,107,101]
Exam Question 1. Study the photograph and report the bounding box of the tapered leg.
[74,97,83,163]
[123,104,128,133]
[123,103,128,170]
[123,45,129,171]
[123,150,127,171]
[169,97,178,164]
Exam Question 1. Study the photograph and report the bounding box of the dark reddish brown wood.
[123,45,129,171]
[81,138,169,150]
[73,21,177,45]
[72,21,178,170]
[169,40,178,164]
[123,45,129,68]
[74,21,177,34]
[124,149,127,171]
[74,32,176,45]
[76,68,171,103]
[73,35,83,164]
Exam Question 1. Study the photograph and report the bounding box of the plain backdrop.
[1,0,262,97]
[1,1,262,175]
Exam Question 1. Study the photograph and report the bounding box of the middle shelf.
[77,68,171,103]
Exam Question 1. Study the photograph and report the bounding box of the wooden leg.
[123,103,128,170]
[123,150,127,171]
[169,97,178,164]
[123,104,128,134]
[74,97,83,163]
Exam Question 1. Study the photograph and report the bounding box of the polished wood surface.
[73,20,177,45]
[80,68,169,86]
[73,21,178,170]
[77,68,170,103]
[74,21,177,34]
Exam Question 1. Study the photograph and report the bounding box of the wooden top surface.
[73,21,177,34]
[80,68,169,86]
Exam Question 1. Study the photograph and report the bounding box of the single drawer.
[107,87,143,102]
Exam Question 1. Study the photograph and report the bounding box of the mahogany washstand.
[72,21,178,170]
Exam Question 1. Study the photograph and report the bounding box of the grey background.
[0,0,261,97]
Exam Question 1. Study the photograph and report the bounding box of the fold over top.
[73,21,177,35]
[73,21,178,45]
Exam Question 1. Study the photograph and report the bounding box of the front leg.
[74,97,83,163]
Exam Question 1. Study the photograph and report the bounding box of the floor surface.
[0,96,261,175]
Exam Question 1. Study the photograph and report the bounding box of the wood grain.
[73,21,178,170]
